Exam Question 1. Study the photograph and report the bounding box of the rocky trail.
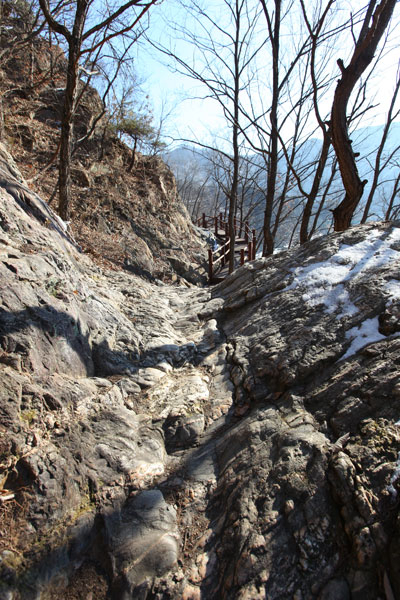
[0,147,238,598]
[19,278,237,600]
[1,140,400,599]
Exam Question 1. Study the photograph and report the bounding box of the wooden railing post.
[208,248,213,283]
[201,215,256,282]
[229,236,234,274]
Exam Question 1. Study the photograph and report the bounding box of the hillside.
[0,28,206,284]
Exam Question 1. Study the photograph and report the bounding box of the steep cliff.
[1,136,400,599]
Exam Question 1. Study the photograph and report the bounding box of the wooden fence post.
[252,230,256,260]
[202,213,206,228]
[245,221,249,243]
[208,248,213,283]
[240,248,245,265]
[228,236,234,274]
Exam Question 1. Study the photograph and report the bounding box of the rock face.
[1,143,400,600]
[209,224,400,600]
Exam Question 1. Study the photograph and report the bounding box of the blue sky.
[136,0,228,147]
[137,47,225,146]
[136,0,400,150]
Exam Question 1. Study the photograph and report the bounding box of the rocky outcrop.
[208,223,400,600]
[1,141,400,599]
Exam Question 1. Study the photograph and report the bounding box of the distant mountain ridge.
[165,122,400,238]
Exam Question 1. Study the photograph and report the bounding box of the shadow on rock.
[0,304,94,376]
[1,405,236,600]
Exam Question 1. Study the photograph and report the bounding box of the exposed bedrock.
[0,142,400,599]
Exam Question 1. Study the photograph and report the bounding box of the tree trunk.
[228,128,239,274]
[300,133,331,243]
[127,138,138,172]
[29,39,34,88]
[331,0,397,231]
[361,73,400,223]
[331,77,366,231]
[262,0,280,257]
[309,159,337,238]
[228,0,241,274]
[58,42,80,221]
[56,0,89,220]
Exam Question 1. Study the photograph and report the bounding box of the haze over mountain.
[165,122,400,243]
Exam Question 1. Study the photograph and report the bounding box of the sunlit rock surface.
[1,142,400,599]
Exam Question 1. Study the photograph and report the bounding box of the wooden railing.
[195,213,257,283]
[208,237,231,282]
[195,212,251,242]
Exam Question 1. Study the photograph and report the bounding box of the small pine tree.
[113,110,157,171]
[117,112,154,170]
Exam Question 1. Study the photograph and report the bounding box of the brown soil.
[62,562,109,600]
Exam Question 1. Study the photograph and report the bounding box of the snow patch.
[385,279,400,301]
[342,317,385,360]
[287,228,400,318]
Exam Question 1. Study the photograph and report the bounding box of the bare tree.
[259,0,281,256]
[254,0,340,256]
[38,0,157,220]
[330,0,398,231]
[149,0,400,253]
[298,0,334,244]
[148,0,265,271]
[360,63,400,222]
